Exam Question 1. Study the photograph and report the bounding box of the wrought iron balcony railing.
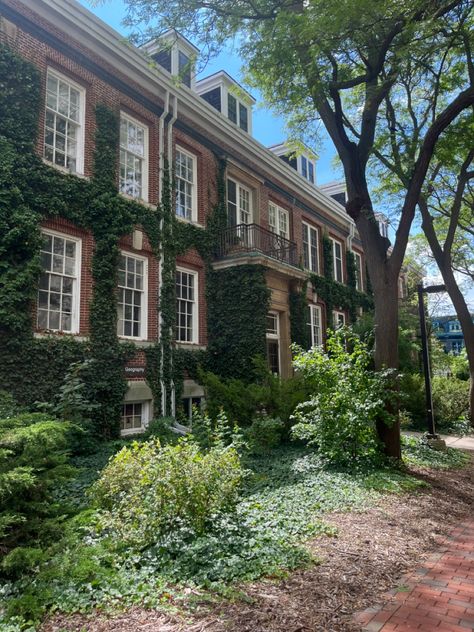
[215,223,299,268]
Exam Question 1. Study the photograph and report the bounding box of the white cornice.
[17,0,354,231]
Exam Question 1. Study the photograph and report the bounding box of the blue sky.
[77,0,339,185]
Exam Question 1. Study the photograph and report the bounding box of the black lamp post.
[417,282,446,438]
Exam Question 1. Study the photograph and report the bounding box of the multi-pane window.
[266,311,280,375]
[307,304,322,347]
[120,401,149,435]
[178,51,191,87]
[37,231,80,333]
[300,156,315,183]
[239,103,248,132]
[119,114,148,200]
[333,311,346,329]
[44,70,84,173]
[175,148,197,221]
[176,269,198,343]
[301,156,308,179]
[228,94,237,124]
[117,253,147,339]
[331,238,344,283]
[302,223,319,273]
[227,179,252,226]
[353,252,363,291]
[269,203,289,239]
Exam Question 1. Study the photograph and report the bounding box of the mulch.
[42,455,474,632]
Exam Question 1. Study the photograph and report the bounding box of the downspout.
[158,90,169,417]
[347,221,355,252]
[167,93,178,418]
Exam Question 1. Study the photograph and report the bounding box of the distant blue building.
[431,315,473,354]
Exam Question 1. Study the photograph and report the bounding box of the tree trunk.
[368,260,402,459]
[436,264,474,427]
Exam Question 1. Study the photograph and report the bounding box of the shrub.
[399,372,426,428]
[0,391,22,418]
[90,438,244,548]
[244,415,284,453]
[432,376,469,428]
[0,412,75,576]
[291,328,392,468]
[144,416,180,444]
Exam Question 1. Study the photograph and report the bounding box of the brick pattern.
[355,520,474,632]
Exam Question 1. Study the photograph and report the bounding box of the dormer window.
[141,31,199,90]
[300,155,315,183]
[268,143,316,184]
[196,71,255,135]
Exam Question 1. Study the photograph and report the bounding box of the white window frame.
[44,68,85,175]
[119,112,149,202]
[117,251,148,341]
[175,146,198,223]
[353,251,363,291]
[120,400,151,436]
[227,178,253,225]
[37,229,82,334]
[266,311,280,375]
[330,238,344,283]
[307,304,322,347]
[302,222,319,273]
[333,310,346,329]
[176,267,199,344]
[225,92,250,133]
[268,203,289,239]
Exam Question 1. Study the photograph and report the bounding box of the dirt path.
[43,457,474,632]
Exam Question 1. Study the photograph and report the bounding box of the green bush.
[432,376,469,428]
[291,328,391,468]
[399,372,426,428]
[199,363,309,430]
[90,438,244,547]
[144,416,180,444]
[244,415,284,454]
[0,412,75,576]
[0,391,23,418]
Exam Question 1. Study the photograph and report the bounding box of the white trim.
[269,202,289,239]
[28,0,354,232]
[120,399,150,436]
[175,145,198,222]
[117,250,149,341]
[227,178,253,224]
[330,237,344,283]
[307,304,322,347]
[353,251,363,291]
[302,222,319,273]
[44,67,85,175]
[333,310,346,329]
[176,266,199,344]
[266,310,280,374]
[119,111,149,202]
[38,228,82,334]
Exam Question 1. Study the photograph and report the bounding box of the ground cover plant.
[0,427,466,631]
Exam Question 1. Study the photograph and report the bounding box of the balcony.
[215,223,300,269]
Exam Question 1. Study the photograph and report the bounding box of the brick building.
[0,0,373,435]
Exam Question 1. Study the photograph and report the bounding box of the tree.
[369,14,474,425]
[113,0,474,456]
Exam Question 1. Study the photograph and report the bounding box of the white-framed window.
[268,203,289,239]
[44,69,85,174]
[175,147,197,222]
[182,396,203,423]
[120,400,150,435]
[176,268,198,343]
[37,230,81,333]
[119,113,149,201]
[333,310,346,329]
[330,238,344,283]
[353,251,363,291]
[449,321,461,332]
[266,311,280,375]
[227,179,252,226]
[227,94,249,132]
[117,252,148,339]
[307,304,322,347]
[302,222,319,273]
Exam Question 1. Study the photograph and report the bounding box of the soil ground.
[42,455,474,632]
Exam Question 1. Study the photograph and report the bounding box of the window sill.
[120,427,146,437]
[34,330,84,339]
[176,342,206,350]
[176,214,204,229]
[119,192,155,209]
[42,159,88,179]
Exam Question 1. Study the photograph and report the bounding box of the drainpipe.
[167,94,178,418]
[347,221,355,252]
[158,91,170,417]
